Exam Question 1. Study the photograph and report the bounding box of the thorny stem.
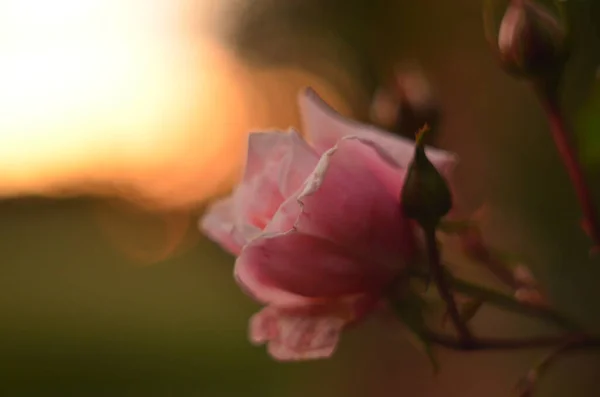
[449,275,581,332]
[536,88,600,252]
[410,268,581,332]
[424,226,474,346]
[409,270,598,362]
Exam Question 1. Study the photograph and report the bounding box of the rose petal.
[298,87,457,175]
[261,193,302,235]
[276,130,321,197]
[200,196,246,255]
[242,129,319,192]
[242,132,291,181]
[236,231,392,301]
[267,341,336,361]
[295,137,416,267]
[234,243,311,306]
[249,306,280,344]
[237,138,415,301]
[235,130,319,235]
[249,305,348,361]
[200,130,319,251]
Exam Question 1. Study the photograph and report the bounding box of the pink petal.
[249,306,280,344]
[295,137,416,268]
[235,231,392,301]
[262,137,410,236]
[275,130,322,197]
[242,132,291,182]
[267,341,336,361]
[199,130,319,252]
[249,305,348,361]
[199,196,246,255]
[234,242,311,306]
[235,130,319,236]
[298,87,457,175]
[236,138,416,302]
[261,193,302,235]
[242,129,319,195]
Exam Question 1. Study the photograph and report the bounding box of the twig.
[449,275,581,332]
[424,227,474,346]
[410,268,581,332]
[536,89,600,252]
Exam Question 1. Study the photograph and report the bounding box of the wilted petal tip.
[298,147,335,200]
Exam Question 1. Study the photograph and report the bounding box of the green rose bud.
[495,0,568,79]
[401,126,452,229]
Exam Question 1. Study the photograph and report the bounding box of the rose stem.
[410,268,581,332]
[536,89,600,252]
[424,226,474,346]
[449,274,581,332]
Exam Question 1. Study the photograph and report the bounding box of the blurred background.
[1,0,600,396]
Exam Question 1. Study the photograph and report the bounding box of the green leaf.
[390,291,439,372]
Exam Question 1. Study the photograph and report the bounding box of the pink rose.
[201,88,456,360]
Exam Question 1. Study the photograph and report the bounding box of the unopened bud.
[401,127,452,229]
[495,0,568,79]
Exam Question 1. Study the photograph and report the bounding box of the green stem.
[450,276,581,332]
[535,86,600,252]
[410,269,581,331]
[424,226,474,346]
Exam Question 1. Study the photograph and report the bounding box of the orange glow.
[0,0,245,205]
[0,0,359,262]
[0,0,354,211]
[0,0,357,262]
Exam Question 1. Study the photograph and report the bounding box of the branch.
[410,268,581,332]
[424,226,474,346]
[536,90,600,253]
[449,275,581,332]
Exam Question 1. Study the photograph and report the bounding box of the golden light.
[0,0,354,209]
[0,0,357,261]
[0,0,247,205]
